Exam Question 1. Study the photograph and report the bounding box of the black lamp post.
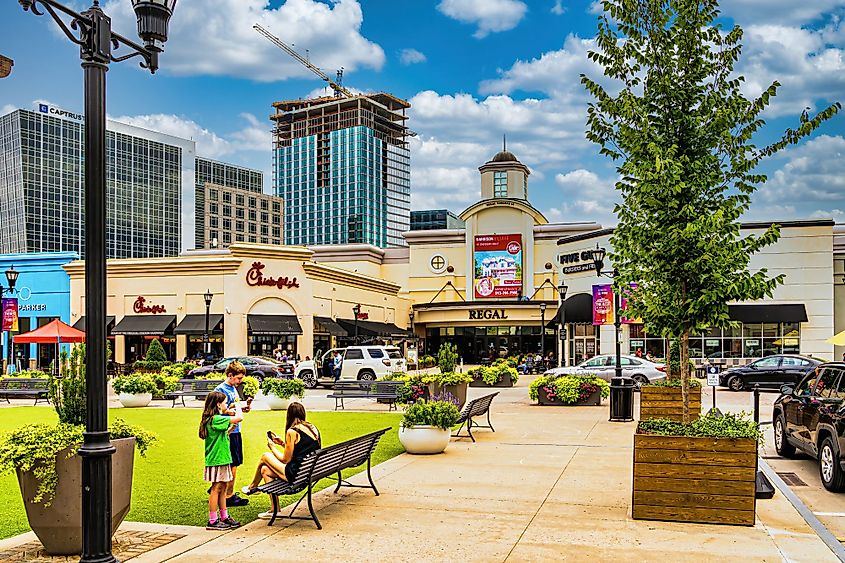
[590,245,622,380]
[18,2,176,561]
[539,301,547,363]
[203,289,213,357]
[557,281,568,367]
[352,304,361,344]
[1,266,20,374]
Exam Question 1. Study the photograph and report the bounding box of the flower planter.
[632,429,757,526]
[428,382,467,409]
[469,376,514,388]
[118,392,152,408]
[399,425,451,454]
[265,392,299,411]
[537,386,601,406]
[640,386,701,422]
[16,437,136,555]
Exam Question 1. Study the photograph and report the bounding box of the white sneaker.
[241,485,254,495]
[257,511,274,519]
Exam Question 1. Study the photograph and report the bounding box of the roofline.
[557,228,615,246]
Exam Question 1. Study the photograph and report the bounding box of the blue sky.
[2,0,844,226]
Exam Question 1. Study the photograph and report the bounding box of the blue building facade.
[0,252,77,371]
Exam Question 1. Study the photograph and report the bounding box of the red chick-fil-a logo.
[133,296,167,314]
[246,262,300,290]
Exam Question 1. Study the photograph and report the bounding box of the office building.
[272,93,411,248]
[410,209,465,231]
[194,157,265,248]
[197,182,284,248]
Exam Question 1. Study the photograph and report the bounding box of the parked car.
[187,356,293,380]
[294,346,406,388]
[772,363,845,492]
[718,354,821,391]
[543,354,666,387]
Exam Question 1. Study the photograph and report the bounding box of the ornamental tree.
[145,338,167,363]
[582,0,840,422]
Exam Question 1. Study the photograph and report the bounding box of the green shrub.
[241,376,260,399]
[149,372,180,398]
[112,374,157,395]
[529,375,610,404]
[196,372,226,380]
[145,339,167,362]
[9,370,48,379]
[417,355,436,368]
[160,363,194,379]
[436,343,458,373]
[262,378,304,399]
[50,344,86,425]
[638,412,761,440]
[422,371,472,386]
[381,372,427,403]
[132,360,172,372]
[401,399,460,430]
[644,378,702,388]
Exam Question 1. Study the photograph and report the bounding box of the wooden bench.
[453,392,498,442]
[0,378,50,405]
[164,379,223,407]
[326,380,404,411]
[254,427,390,530]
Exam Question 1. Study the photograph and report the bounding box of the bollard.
[753,384,760,424]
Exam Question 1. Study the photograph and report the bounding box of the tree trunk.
[680,330,690,424]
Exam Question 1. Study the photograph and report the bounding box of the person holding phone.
[214,361,251,507]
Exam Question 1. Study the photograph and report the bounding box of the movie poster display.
[473,234,523,298]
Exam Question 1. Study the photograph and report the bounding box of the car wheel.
[249,372,263,383]
[300,370,318,389]
[773,415,795,458]
[631,374,648,388]
[727,375,744,392]
[820,437,845,492]
[358,370,376,382]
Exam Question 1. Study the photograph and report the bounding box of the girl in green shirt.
[199,391,243,530]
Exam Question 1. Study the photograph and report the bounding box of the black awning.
[546,293,593,326]
[336,318,410,338]
[314,316,348,336]
[111,315,176,336]
[247,315,303,336]
[72,316,115,332]
[174,314,224,335]
[728,304,808,324]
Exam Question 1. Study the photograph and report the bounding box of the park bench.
[453,392,499,442]
[326,380,404,411]
[254,427,390,530]
[0,377,50,405]
[164,378,223,407]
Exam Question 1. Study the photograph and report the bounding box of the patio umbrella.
[13,319,86,372]
[826,330,845,347]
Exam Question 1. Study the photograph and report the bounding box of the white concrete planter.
[399,425,450,454]
[265,393,300,411]
[118,392,152,408]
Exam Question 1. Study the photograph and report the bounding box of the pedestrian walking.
[199,391,243,530]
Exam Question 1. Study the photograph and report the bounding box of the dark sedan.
[719,354,821,391]
[188,356,293,380]
[773,363,845,492]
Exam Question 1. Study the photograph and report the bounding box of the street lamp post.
[557,281,568,368]
[539,302,547,365]
[590,245,623,380]
[352,304,361,344]
[203,289,213,357]
[18,2,176,561]
[1,266,20,374]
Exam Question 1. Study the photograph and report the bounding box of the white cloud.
[437,0,528,38]
[758,135,845,205]
[551,169,620,224]
[551,1,565,15]
[588,1,603,15]
[102,0,385,82]
[724,1,845,25]
[1,104,16,116]
[399,48,427,65]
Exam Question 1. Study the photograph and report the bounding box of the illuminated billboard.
[473,234,523,298]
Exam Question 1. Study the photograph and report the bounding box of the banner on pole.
[592,285,614,325]
[2,298,18,331]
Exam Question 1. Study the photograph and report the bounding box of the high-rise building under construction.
[271,93,411,248]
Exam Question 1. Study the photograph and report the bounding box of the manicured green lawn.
[0,407,404,540]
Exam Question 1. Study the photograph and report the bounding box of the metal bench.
[0,378,50,405]
[453,392,498,442]
[326,380,404,411]
[254,427,390,530]
[164,379,223,407]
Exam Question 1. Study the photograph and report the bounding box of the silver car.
[544,354,667,386]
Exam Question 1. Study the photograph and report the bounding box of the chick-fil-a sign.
[246,262,300,290]
[134,296,167,314]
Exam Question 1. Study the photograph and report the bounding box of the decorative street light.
[17,1,176,561]
[1,265,20,374]
[539,301,547,364]
[352,304,361,344]
[557,281,568,367]
[590,244,623,380]
[203,289,213,357]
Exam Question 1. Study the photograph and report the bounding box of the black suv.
[772,363,845,492]
[719,354,821,391]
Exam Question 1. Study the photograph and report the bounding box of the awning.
[174,314,224,335]
[336,318,410,338]
[546,293,593,326]
[14,319,86,344]
[72,316,115,332]
[314,316,348,336]
[111,315,177,336]
[247,315,303,336]
[728,304,808,324]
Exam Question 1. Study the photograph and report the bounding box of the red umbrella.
[14,319,86,344]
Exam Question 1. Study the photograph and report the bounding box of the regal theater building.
[66,148,840,366]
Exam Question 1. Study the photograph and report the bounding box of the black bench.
[254,427,390,530]
[327,380,404,411]
[0,378,50,405]
[164,379,223,407]
[453,392,498,442]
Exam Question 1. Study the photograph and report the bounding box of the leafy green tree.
[50,344,86,425]
[145,338,167,363]
[437,342,459,374]
[582,0,840,422]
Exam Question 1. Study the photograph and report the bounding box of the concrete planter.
[118,392,152,408]
[427,382,467,409]
[265,392,299,410]
[640,385,701,422]
[16,437,136,555]
[399,425,451,454]
[537,387,601,406]
[469,376,514,388]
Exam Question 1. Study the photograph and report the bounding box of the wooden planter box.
[632,430,757,526]
[537,387,601,406]
[640,385,701,421]
[469,376,514,388]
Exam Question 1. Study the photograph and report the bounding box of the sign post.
[706,365,722,416]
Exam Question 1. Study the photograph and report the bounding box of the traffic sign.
[706,365,720,386]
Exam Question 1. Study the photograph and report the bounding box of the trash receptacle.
[609,376,635,422]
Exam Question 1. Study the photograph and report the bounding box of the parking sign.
[706,365,720,386]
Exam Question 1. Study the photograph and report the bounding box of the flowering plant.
[529,375,609,404]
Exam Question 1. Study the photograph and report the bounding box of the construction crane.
[253,24,352,98]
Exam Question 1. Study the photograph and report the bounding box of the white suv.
[295,346,406,388]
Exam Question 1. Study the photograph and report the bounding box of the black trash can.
[609,376,635,422]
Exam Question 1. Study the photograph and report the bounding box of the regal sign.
[246,262,300,290]
[469,309,509,320]
[134,296,167,314]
